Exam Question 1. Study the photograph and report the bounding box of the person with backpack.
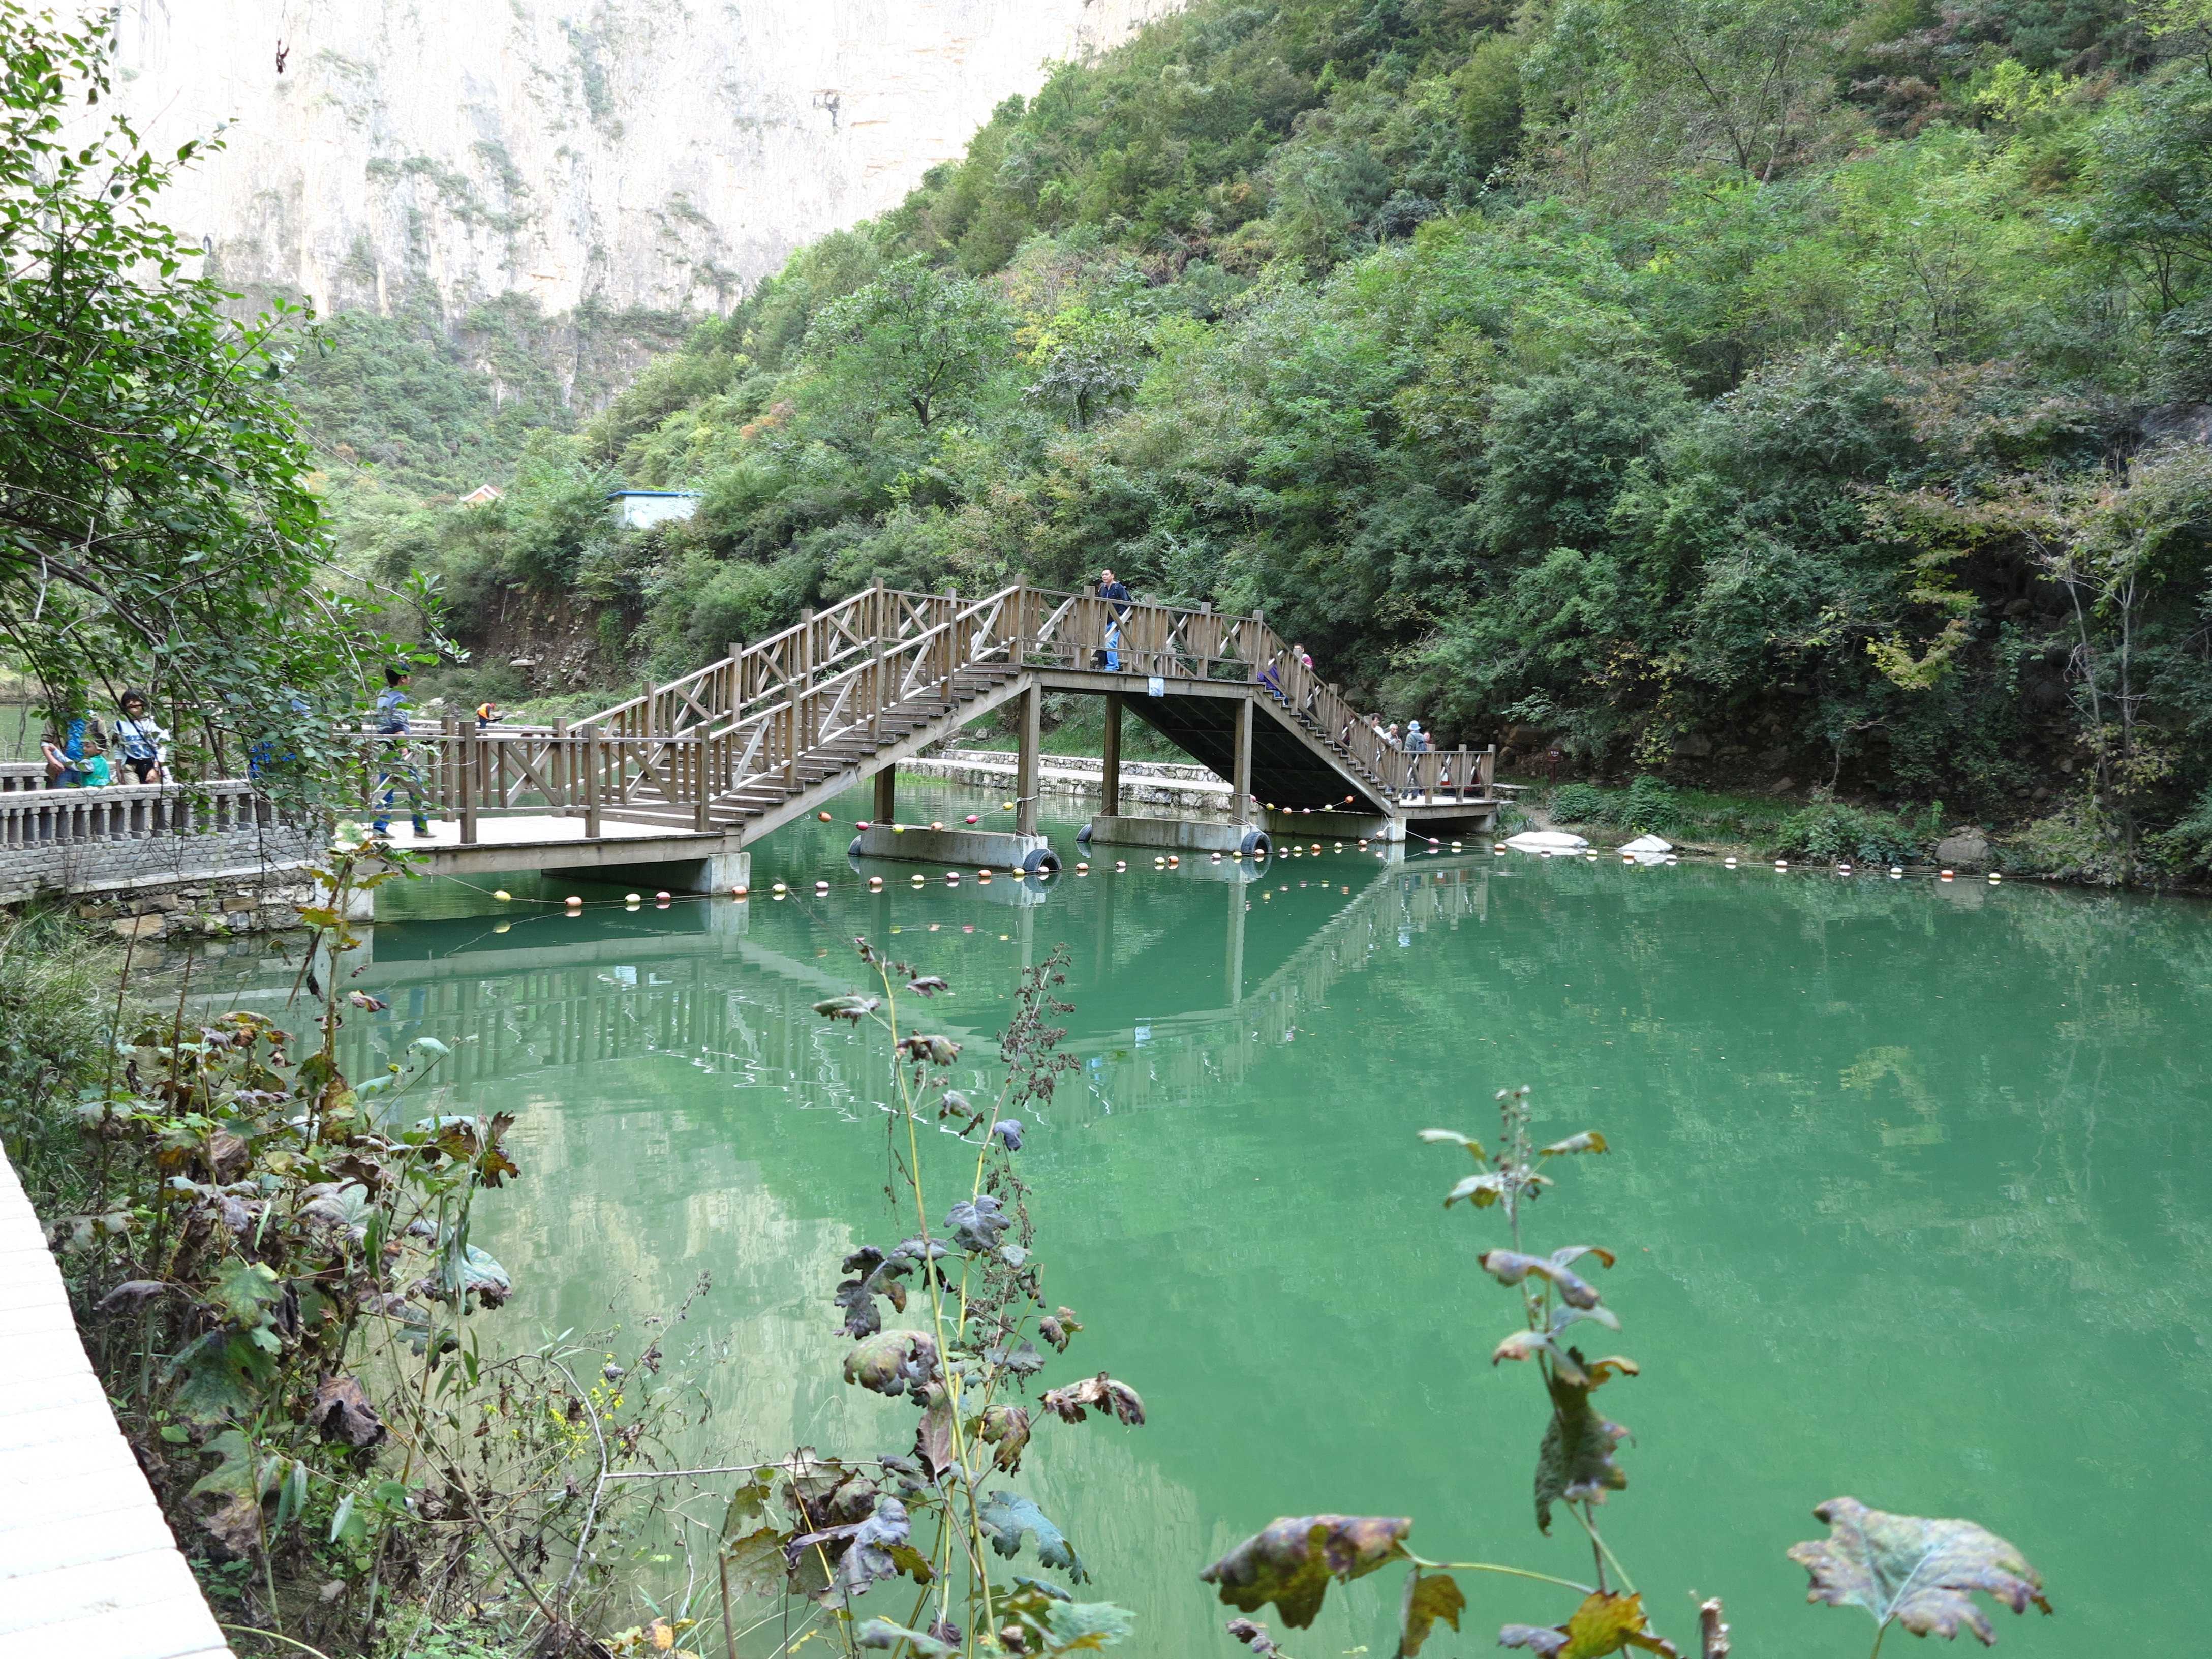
[112,690,168,783]
[371,667,431,837]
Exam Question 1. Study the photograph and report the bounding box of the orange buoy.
[933,821,945,831]
[1076,861,1089,873]
[565,895,582,906]
[732,885,749,898]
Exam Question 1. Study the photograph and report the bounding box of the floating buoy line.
[438,816,2018,932]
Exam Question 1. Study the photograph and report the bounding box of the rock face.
[111,0,1184,319]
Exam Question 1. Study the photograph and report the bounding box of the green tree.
[805,257,1014,431]
[0,2,403,785]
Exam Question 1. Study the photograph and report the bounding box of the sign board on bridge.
[1148,676,1165,697]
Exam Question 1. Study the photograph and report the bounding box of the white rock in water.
[1504,830,1590,852]
[1618,834,1673,853]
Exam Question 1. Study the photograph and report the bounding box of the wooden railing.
[576,579,1470,813]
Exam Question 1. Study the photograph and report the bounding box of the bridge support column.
[601,847,750,895]
[1231,696,1253,824]
[1100,693,1121,818]
[874,766,896,826]
[1015,683,1040,837]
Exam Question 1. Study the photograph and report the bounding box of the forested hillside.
[326,0,2212,877]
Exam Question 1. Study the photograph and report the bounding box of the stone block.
[111,915,164,941]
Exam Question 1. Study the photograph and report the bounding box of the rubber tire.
[1239,828,1272,859]
[1021,847,1062,875]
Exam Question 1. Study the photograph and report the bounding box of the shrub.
[1618,773,1680,834]
[1774,801,1937,864]
[1548,782,1608,823]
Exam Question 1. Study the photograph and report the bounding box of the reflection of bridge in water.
[304,855,1495,1120]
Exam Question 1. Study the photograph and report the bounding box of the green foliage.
[0,2,424,786]
[1773,799,1940,863]
[21,841,706,1645]
[1547,784,1610,825]
[297,0,2212,867]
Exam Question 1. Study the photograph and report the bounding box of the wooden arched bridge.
[389,579,1497,883]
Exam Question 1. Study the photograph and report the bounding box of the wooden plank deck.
[0,1151,231,1659]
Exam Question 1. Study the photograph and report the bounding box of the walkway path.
[0,1150,230,1659]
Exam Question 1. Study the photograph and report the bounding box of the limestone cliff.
[112,0,1182,319]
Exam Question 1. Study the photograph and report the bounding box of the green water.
[270,780,2206,1652]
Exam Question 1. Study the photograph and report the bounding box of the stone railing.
[0,779,322,902]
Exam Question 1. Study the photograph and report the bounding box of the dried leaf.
[856,1619,954,1657]
[905,977,950,997]
[834,1246,912,1339]
[92,1279,171,1315]
[1787,1496,2051,1643]
[843,1330,938,1397]
[1398,1571,1465,1657]
[946,1194,1010,1253]
[1501,1592,1677,1658]
[1540,1132,1609,1158]
[993,1118,1024,1151]
[915,1391,955,1476]
[1418,1128,1488,1161]
[1039,1372,1146,1427]
[1446,1172,1507,1208]
[1479,1249,1610,1309]
[981,1403,1032,1471]
[722,1526,790,1597]
[836,1495,912,1599]
[1226,1618,1283,1655]
[1534,1351,1633,1534]
[977,1489,1088,1581]
[306,1375,387,1450]
[1200,1515,1412,1629]
[813,994,880,1023]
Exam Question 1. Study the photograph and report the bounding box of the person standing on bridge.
[371,667,430,838]
[112,691,168,783]
[1097,567,1131,671]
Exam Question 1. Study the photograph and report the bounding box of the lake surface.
[213,780,2209,1653]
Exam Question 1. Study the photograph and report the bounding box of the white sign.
[1148,675,1165,697]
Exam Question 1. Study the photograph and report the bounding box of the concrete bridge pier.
[602,848,751,894]
[848,824,1061,873]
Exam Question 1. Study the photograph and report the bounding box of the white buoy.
[771,882,787,894]
[911,874,926,885]
[1774,859,1788,870]
[1989,872,2003,883]
[1890,866,1903,875]
[1724,856,1738,867]
[815,880,830,893]
[625,892,642,903]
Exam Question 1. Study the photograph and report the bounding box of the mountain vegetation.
[326,0,2212,878]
